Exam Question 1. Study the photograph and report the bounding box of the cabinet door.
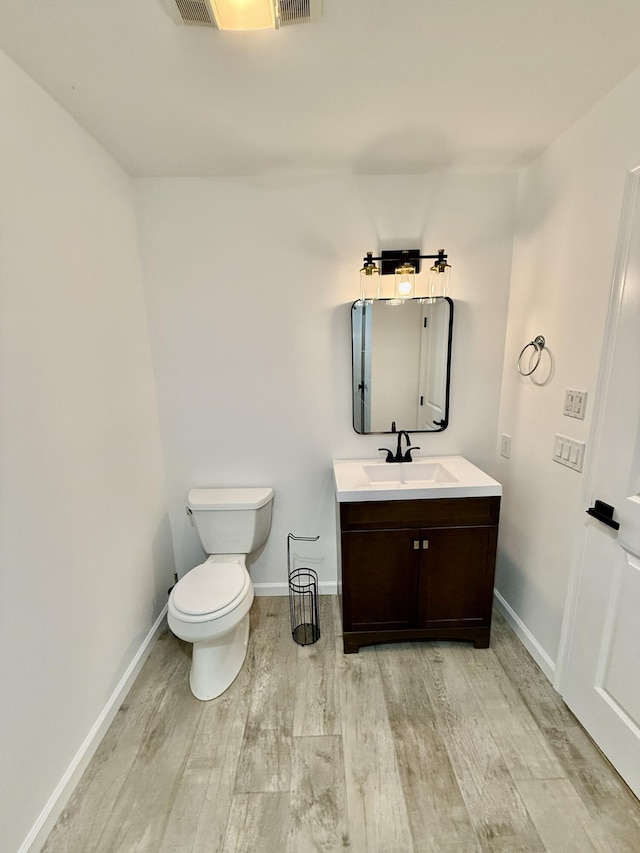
[418,527,497,627]
[341,529,419,631]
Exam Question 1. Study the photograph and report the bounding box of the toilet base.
[189,614,250,701]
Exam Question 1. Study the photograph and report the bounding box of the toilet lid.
[173,561,247,616]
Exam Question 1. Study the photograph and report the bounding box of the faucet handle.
[404,446,420,462]
[378,447,395,463]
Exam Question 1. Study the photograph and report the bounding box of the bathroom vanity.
[333,456,501,654]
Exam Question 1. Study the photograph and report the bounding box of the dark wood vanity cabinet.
[338,496,500,653]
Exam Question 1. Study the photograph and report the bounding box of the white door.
[417,300,448,429]
[560,167,640,798]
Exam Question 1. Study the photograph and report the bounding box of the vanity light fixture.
[358,249,451,303]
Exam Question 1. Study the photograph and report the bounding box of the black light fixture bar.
[363,248,449,275]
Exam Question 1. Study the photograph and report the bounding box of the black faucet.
[379,430,421,463]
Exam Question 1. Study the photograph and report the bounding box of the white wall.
[0,52,174,853]
[134,172,517,591]
[495,65,640,672]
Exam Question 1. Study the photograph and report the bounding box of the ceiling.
[2,0,640,177]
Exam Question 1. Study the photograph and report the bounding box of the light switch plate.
[553,434,585,472]
[564,389,588,419]
[500,434,511,459]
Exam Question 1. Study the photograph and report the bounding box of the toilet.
[168,486,274,701]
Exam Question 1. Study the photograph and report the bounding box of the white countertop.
[332,455,502,502]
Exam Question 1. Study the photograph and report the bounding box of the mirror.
[352,297,453,434]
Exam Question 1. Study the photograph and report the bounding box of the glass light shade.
[359,265,380,302]
[210,0,276,30]
[394,262,416,300]
[428,262,451,300]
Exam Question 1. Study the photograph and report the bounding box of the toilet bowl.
[167,487,273,701]
[168,555,255,700]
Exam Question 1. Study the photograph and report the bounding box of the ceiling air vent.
[164,0,321,29]
[170,0,215,27]
[279,0,321,27]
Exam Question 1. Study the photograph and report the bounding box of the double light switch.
[564,389,587,419]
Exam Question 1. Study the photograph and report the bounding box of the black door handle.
[586,500,620,530]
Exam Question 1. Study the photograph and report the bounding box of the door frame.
[555,165,640,692]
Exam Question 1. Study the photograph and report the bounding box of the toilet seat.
[172,561,250,622]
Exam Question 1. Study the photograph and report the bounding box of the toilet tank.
[187,487,274,555]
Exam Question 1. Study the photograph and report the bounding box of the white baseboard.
[20,606,168,853]
[253,580,338,596]
[493,589,556,683]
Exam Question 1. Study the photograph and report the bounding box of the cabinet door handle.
[422,540,429,549]
[413,540,420,549]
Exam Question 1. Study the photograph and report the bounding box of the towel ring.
[517,335,545,376]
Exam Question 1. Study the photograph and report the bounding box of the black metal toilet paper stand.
[287,533,320,645]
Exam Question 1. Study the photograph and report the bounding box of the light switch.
[554,434,586,472]
[563,390,574,416]
[500,434,512,459]
[564,389,588,420]
[573,391,587,419]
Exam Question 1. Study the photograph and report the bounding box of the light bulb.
[394,261,415,300]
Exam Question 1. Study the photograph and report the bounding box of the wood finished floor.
[43,597,640,853]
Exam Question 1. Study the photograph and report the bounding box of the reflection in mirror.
[352,297,453,434]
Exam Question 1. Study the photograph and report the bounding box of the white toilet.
[168,486,274,701]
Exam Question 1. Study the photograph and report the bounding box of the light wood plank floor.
[43,597,640,852]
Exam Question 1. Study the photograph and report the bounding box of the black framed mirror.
[352,297,453,434]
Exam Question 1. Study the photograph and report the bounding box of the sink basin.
[363,461,458,485]
[333,455,502,502]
